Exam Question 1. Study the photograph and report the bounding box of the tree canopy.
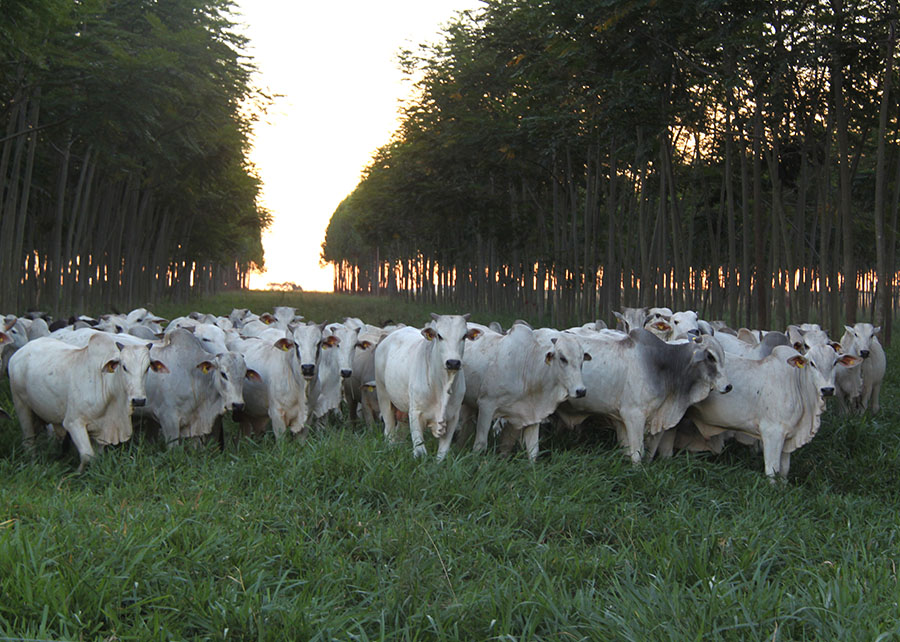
[0,0,270,314]
[323,0,900,339]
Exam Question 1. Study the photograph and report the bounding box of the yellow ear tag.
[201,364,211,374]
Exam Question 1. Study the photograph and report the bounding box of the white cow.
[375,313,480,460]
[558,329,731,463]
[235,323,323,438]
[838,323,886,414]
[343,327,392,425]
[8,334,167,470]
[137,329,259,444]
[462,324,589,460]
[687,345,862,479]
[309,323,360,421]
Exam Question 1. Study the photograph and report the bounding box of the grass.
[1,291,899,640]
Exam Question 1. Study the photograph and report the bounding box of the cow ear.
[357,340,373,350]
[545,351,554,364]
[421,327,437,341]
[838,355,863,368]
[102,359,120,373]
[652,321,671,332]
[583,352,592,362]
[245,369,262,382]
[874,326,882,335]
[692,335,703,344]
[465,328,482,341]
[115,341,125,351]
[829,341,843,353]
[274,338,294,352]
[150,360,170,374]
[844,325,854,335]
[260,313,276,325]
[323,335,340,348]
[462,313,472,321]
[430,313,440,322]
[787,355,808,369]
[197,361,216,374]
[0,331,9,345]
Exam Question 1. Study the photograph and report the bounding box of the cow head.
[325,323,361,379]
[108,340,168,409]
[544,333,589,400]
[421,313,479,372]
[200,351,255,412]
[843,323,880,359]
[689,335,731,401]
[801,343,863,398]
[292,322,325,380]
[671,311,702,340]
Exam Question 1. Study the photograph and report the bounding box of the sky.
[236,1,483,291]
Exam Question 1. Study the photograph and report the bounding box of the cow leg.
[378,393,398,442]
[498,421,521,457]
[779,451,791,480]
[871,382,881,415]
[621,410,646,465]
[268,407,287,438]
[759,426,784,481]
[361,393,377,427]
[522,423,540,461]
[656,429,676,459]
[12,392,36,453]
[435,411,460,462]
[472,400,497,453]
[65,420,95,472]
[644,431,664,461]
[409,411,427,458]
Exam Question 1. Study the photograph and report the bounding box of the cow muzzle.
[301,364,316,379]
[445,359,461,371]
[821,387,835,397]
[131,398,147,408]
[340,369,352,379]
[860,350,870,359]
[574,387,587,398]
[232,402,244,412]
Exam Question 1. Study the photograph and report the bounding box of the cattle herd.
[0,305,887,480]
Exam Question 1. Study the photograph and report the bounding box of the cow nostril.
[723,384,733,393]
[232,402,244,411]
[340,369,352,378]
[821,387,835,397]
[301,364,315,378]
[860,350,870,358]
[445,359,461,371]
[131,398,146,407]
[575,387,586,398]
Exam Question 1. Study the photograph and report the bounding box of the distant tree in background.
[0,0,270,315]
[323,0,900,342]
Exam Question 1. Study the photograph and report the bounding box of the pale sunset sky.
[237,1,483,291]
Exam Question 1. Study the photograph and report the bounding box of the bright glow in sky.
[237,1,482,292]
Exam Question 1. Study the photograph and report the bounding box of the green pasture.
[0,292,898,641]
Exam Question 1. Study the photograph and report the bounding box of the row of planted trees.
[0,0,268,317]
[322,0,900,343]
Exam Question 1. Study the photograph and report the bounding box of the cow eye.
[122,364,129,372]
[437,333,444,341]
[707,353,716,362]
[560,356,569,365]
[221,372,228,381]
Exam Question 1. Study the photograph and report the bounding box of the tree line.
[322,0,900,342]
[0,0,269,317]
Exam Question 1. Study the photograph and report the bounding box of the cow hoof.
[413,445,427,458]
